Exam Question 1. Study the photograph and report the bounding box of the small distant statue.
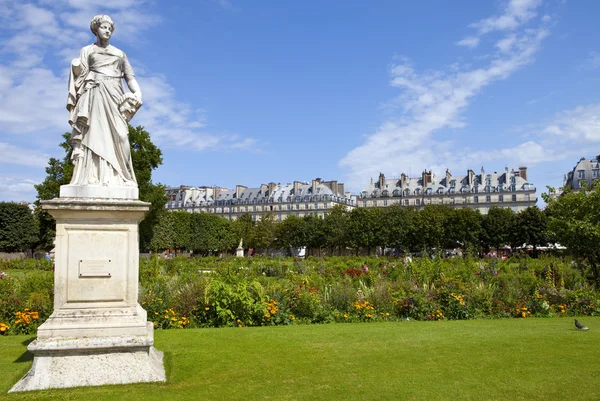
[236,239,244,257]
[67,15,143,187]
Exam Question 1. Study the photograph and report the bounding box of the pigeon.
[574,319,589,330]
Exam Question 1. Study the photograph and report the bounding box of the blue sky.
[1,0,599,205]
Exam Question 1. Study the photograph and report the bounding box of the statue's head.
[90,14,115,36]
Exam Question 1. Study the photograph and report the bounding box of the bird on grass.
[574,319,589,331]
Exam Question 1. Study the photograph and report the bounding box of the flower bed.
[1,255,599,333]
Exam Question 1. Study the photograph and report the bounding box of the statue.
[67,14,142,187]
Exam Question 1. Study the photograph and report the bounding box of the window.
[512,194,517,202]
[450,180,456,187]
[578,170,585,179]
[499,195,504,202]
[404,199,409,206]
[383,200,388,206]
[474,196,479,203]
[415,199,421,206]
[296,204,300,210]
[486,195,491,203]
[593,170,599,178]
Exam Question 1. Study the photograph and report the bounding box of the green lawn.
[1,318,599,400]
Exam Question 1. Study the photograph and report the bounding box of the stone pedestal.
[236,246,244,257]
[10,197,166,392]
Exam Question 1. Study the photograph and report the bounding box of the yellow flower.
[205,307,210,311]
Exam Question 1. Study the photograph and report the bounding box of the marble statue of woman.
[66,15,142,188]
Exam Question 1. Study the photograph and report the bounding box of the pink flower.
[363,266,369,272]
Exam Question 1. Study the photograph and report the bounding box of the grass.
[1,318,599,400]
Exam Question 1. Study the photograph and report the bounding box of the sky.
[1,0,599,206]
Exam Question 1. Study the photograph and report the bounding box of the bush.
[3,255,600,333]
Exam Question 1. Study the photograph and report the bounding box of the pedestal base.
[9,323,165,392]
[59,184,139,200]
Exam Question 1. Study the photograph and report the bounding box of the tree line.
[148,204,551,256]
[3,125,599,287]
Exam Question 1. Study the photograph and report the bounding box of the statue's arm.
[123,53,142,103]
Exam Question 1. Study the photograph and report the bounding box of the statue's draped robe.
[67,44,137,186]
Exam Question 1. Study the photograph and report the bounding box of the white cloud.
[0,175,40,202]
[456,36,480,49]
[0,68,67,134]
[0,142,51,167]
[0,0,255,158]
[538,104,600,142]
[340,1,550,191]
[457,0,543,49]
[135,74,257,152]
[471,0,542,34]
[580,51,600,71]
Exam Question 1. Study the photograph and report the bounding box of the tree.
[128,125,166,250]
[480,207,515,251]
[347,208,379,255]
[34,133,73,250]
[302,215,326,255]
[381,205,415,252]
[250,213,277,252]
[323,204,350,254]
[188,213,234,255]
[0,202,39,252]
[34,126,165,251]
[408,205,450,253]
[446,208,482,254]
[149,210,191,252]
[276,215,306,252]
[544,182,600,286]
[231,213,254,248]
[512,206,548,255]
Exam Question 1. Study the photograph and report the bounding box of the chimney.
[337,183,345,196]
[467,169,475,186]
[445,169,451,184]
[268,182,277,195]
[293,180,302,195]
[330,180,338,196]
[519,166,527,181]
[401,173,407,188]
[260,183,268,194]
[378,173,385,189]
[214,186,221,199]
[312,179,319,194]
[422,170,432,186]
[235,185,247,199]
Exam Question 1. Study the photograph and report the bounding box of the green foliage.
[250,213,277,251]
[34,126,165,251]
[481,207,516,250]
[323,204,350,252]
[408,205,449,252]
[0,202,38,252]
[188,213,235,255]
[6,254,600,335]
[545,181,600,286]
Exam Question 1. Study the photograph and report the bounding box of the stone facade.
[564,155,600,191]
[165,178,357,220]
[359,166,537,214]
